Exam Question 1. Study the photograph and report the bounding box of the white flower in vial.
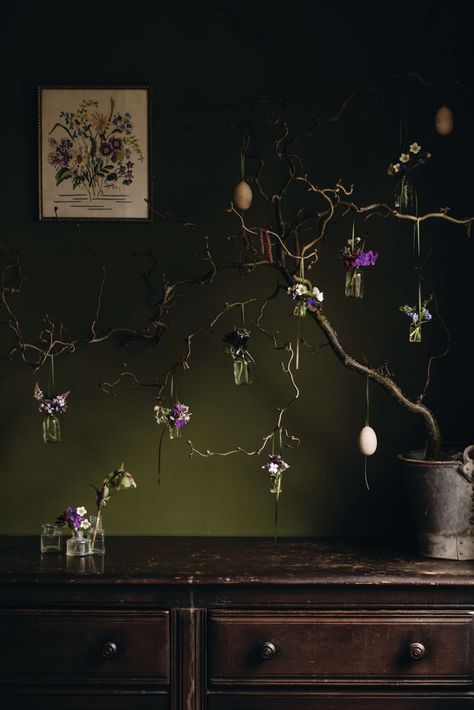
[76,506,87,516]
[399,153,410,163]
[409,142,421,154]
[79,519,91,530]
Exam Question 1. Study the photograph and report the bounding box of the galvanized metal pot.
[400,445,474,560]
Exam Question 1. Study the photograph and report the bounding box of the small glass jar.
[168,424,181,439]
[394,176,416,214]
[270,472,282,496]
[66,530,91,557]
[409,323,422,343]
[40,523,62,554]
[234,359,253,386]
[345,269,364,299]
[43,415,61,443]
[293,301,307,318]
[89,515,105,555]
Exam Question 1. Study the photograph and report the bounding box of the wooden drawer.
[208,611,474,686]
[0,609,169,685]
[0,693,169,710]
[208,695,474,709]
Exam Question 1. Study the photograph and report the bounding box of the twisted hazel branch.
[339,200,474,230]
[187,342,301,459]
[100,371,161,396]
[310,307,441,459]
[229,205,318,263]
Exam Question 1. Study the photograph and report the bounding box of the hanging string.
[274,485,280,545]
[240,148,245,181]
[47,355,55,397]
[272,427,284,544]
[170,365,176,404]
[157,426,166,486]
[157,365,177,486]
[416,219,422,317]
[240,302,245,329]
[365,370,370,428]
[295,258,304,371]
[362,361,371,491]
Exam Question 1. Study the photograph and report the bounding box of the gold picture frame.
[38,86,151,221]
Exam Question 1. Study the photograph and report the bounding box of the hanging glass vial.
[409,321,422,343]
[43,414,61,443]
[394,176,416,214]
[223,324,254,386]
[169,423,182,439]
[233,358,253,386]
[34,357,70,444]
[340,223,377,299]
[345,269,364,299]
[399,302,433,343]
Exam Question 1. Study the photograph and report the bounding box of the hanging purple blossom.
[34,383,70,415]
[154,402,191,430]
[341,241,378,270]
[169,402,191,430]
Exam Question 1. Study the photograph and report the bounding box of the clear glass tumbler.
[40,523,62,554]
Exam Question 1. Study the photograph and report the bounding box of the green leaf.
[49,122,74,140]
[56,168,72,186]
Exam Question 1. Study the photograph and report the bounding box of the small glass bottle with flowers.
[223,328,254,385]
[340,226,378,299]
[34,383,70,443]
[400,300,432,342]
[154,402,191,439]
[55,506,92,557]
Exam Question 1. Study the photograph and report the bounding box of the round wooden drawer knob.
[259,641,277,660]
[102,641,118,658]
[409,642,426,660]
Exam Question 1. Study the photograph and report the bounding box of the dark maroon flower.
[109,137,122,151]
[100,142,113,157]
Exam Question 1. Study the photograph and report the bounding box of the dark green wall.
[1,0,473,541]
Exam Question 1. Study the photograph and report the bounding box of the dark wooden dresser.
[1,536,474,709]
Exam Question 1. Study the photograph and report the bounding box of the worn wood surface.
[1,536,474,586]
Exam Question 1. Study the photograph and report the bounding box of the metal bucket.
[400,445,474,560]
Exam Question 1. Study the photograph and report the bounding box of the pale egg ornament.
[435,105,454,136]
[358,425,378,456]
[233,180,253,210]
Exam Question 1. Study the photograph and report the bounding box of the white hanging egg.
[435,105,454,136]
[233,180,253,210]
[358,426,378,456]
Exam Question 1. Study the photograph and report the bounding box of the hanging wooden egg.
[358,426,377,456]
[233,180,253,210]
[435,105,454,136]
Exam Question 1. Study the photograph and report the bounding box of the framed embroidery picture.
[38,86,151,221]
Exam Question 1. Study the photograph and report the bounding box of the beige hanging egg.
[233,180,253,210]
[358,426,377,456]
[435,105,454,136]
